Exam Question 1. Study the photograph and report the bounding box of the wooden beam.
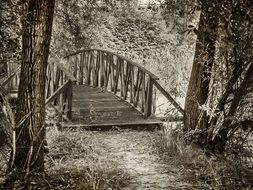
[45,80,71,105]
[153,80,184,115]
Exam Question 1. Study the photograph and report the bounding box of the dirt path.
[91,130,190,190]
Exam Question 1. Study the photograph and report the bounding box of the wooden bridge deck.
[69,85,162,128]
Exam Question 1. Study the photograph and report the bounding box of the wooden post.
[145,76,153,117]
[124,63,130,100]
[100,52,105,87]
[141,72,146,112]
[67,81,73,119]
[133,69,141,107]
[85,52,91,85]
[94,51,100,87]
[153,88,156,114]
[79,53,84,85]
[130,65,134,103]
[74,56,78,79]
[120,59,125,97]
[113,58,121,94]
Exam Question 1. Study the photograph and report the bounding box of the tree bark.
[184,1,220,131]
[9,0,55,174]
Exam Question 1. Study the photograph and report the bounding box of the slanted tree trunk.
[184,1,220,131]
[9,0,55,174]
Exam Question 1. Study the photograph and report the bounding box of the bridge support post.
[145,76,153,117]
[67,81,73,119]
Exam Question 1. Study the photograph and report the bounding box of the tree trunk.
[184,1,219,131]
[9,0,55,174]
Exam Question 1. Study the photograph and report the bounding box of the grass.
[152,122,253,190]
[0,125,131,189]
[43,126,131,190]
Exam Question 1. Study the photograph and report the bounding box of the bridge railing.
[45,60,77,120]
[65,49,184,120]
[1,61,77,120]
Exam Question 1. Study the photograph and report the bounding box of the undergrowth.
[44,127,131,190]
[152,123,253,190]
[1,125,131,189]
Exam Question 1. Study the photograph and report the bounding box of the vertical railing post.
[94,51,100,87]
[110,54,115,92]
[145,76,153,117]
[152,87,157,114]
[74,56,78,79]
[141,72,146,112]
[67,80,73,119]
[100,52,105,87]
[79,53,84,85]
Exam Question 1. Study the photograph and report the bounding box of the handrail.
[64,48,184,118]
[153,80,184,114]
[45,60,76,119]
[64,48,159,80]
[0,60,75,120]
[45,80,71,105]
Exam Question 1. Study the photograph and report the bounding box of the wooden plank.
[64,119,162,128]
[72,98,121,103]
[73,93,112,99]
[74,105,133,112]
[68,84,164,127]
[72,101,130,107]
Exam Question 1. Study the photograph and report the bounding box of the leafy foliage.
[52,1,195,96]
[0,0,20,70]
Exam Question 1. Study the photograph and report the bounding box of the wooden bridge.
[0,49,184,128]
